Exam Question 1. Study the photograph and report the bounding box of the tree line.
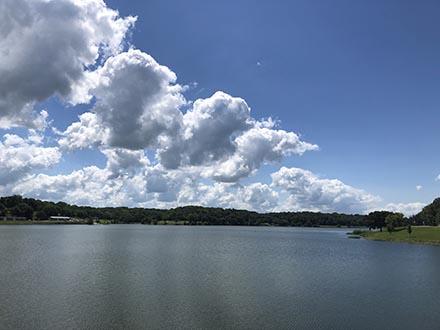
[0,195,438,228]
[410,198,440,226]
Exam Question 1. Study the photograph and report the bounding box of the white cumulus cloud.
[0,0,135,128]
[272,167,379,214]
[0,132,61,186]
[58,112,107,150]
[60,62,317,183]
[0,0,419,215]
[383,202,425,217]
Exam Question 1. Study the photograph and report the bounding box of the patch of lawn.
[359,226,440,245]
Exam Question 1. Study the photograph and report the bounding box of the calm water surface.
[0,225,439,329]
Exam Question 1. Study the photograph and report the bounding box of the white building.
[49,216,71,221]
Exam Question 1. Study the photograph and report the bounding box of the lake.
[0,225,439,329]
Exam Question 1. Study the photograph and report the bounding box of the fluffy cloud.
[13,165,280,212]
[0,0,135,128]
[240,183,279,212]
[0,132,61,185]
[11,160,178,208]
[61,68,317,182]
[13,166,123,206]
[1,0,415,215]
[158,91,252,168]
[12,151,379,214]
[176,181,279,212]
[58,112,107,150]
[8,145,422,214]
[89,49,186,149]
[103,148,150,179]
[60,49,186,150]
[272,167,379,213]
[157,91,318,181]
[383,202,425,216]
[205,126,318,182]
[12,149,151,206]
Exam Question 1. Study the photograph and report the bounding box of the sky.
[0,0,439,215]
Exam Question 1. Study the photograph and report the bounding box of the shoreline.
[353,226,440,246]
[0,221,361,228]
[0,220,91,225]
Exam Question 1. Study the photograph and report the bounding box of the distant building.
[50,216,71,221]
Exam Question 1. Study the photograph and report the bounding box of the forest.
[0,195,438,228]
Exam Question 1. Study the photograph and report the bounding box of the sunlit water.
[0,225,439,329]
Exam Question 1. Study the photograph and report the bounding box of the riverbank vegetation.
[1,195,440,230]
[0,220,91,225]
[358,227,440,245]
[0,195,369,227]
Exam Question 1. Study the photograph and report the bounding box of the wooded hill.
[0,195,437,227]
[411,198,440,226]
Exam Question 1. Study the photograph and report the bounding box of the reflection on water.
[0,225,439,329]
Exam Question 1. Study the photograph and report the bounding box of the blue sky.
[107,0,440,203]
[0,0,438,214]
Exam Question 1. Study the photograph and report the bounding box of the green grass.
[359,226,440,245]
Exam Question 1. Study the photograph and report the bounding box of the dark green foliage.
[11,203,34,219]
[35,209,49,220]
[412,198,440,226]
[365,211,396,231]
[350,229,364,235]
[4,195,439,227]
[386,219,394,234]
[385,213,403,233]
[0,195,402,227]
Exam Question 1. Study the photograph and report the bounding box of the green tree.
[12,203,33,219]
[386,217,394,234]
[42,204,61,217]
[35,209,49,220]
[0,195,375,227]
[414,198,440,225]
[0,202,5,216]
[385,213,404,234]
[366,211,394,231]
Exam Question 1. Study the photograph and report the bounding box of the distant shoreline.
[0,196,369,228]
[0,220,92,225]
[0,220,359,228]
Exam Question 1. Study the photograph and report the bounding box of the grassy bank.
[357,226,440,245]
